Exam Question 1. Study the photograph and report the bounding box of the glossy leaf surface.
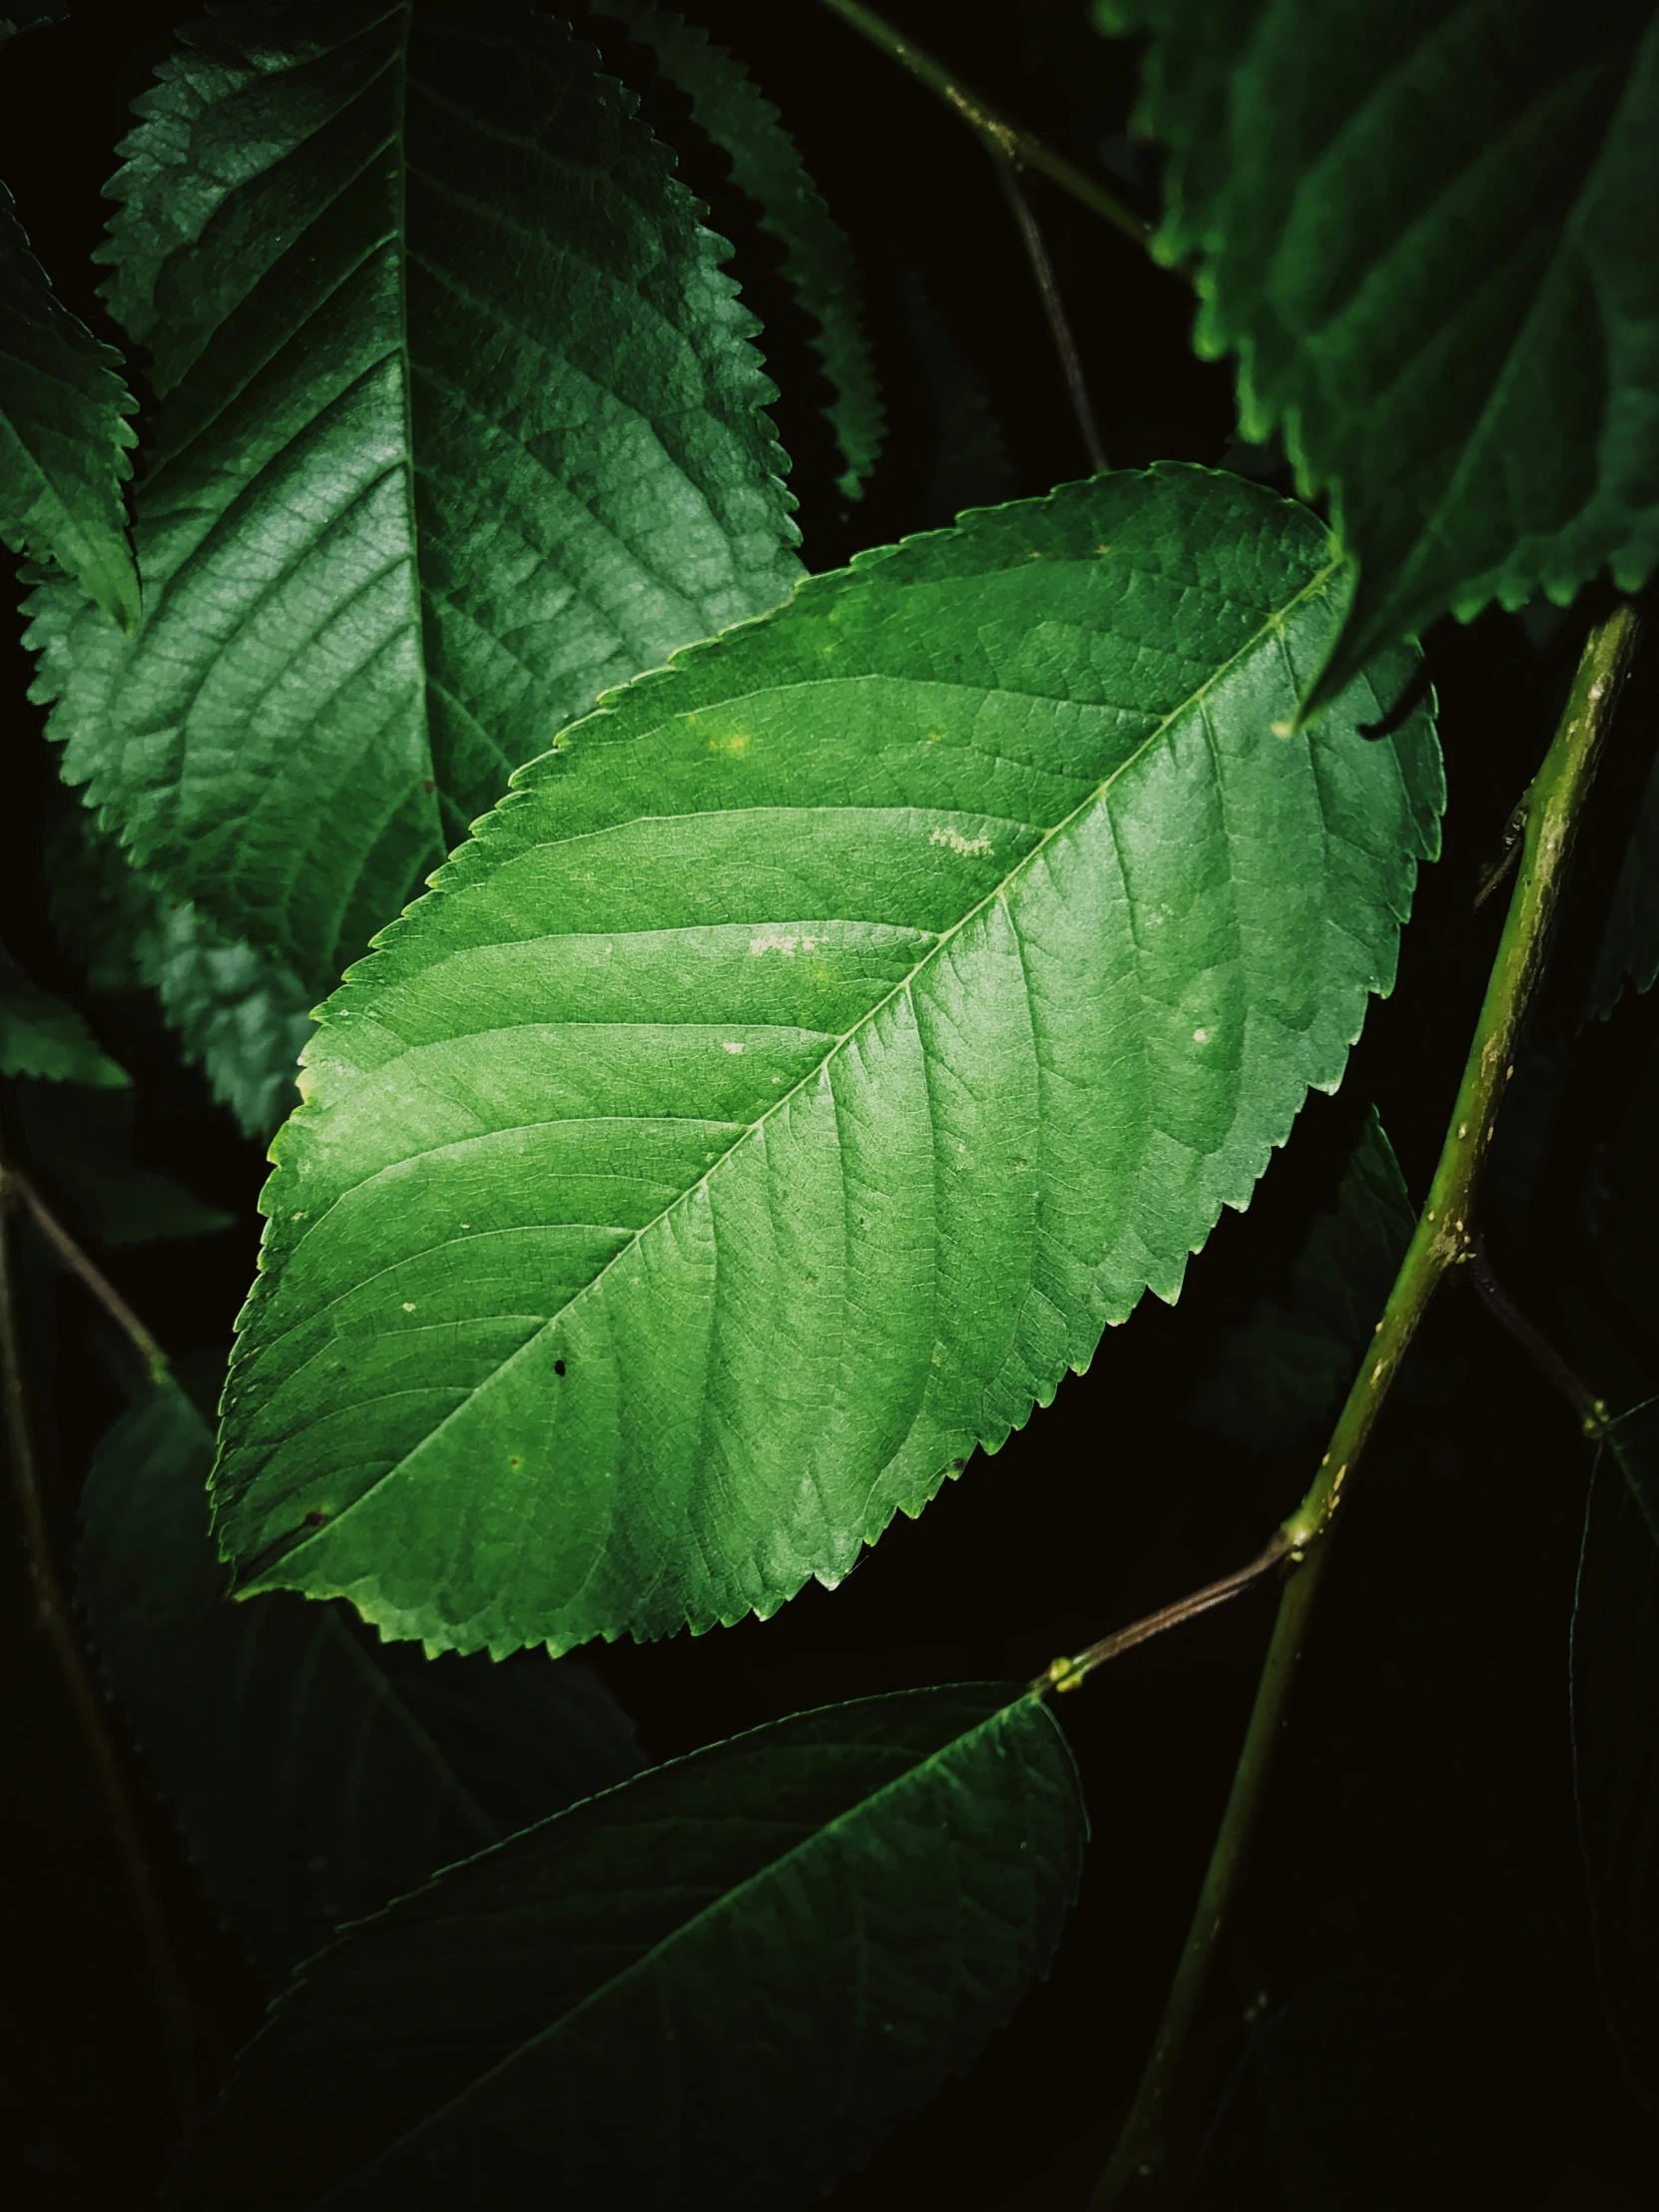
[79,1381,642,1978]
[0,938,127,1086]
[31,0,800,988]
[218,466,1441,1656]
[1192,1108,1413,1449]
[594,1,883,498]
[165,1684,1084,2210]
[1103,0,1659,713]
[1571,1396,1659,2100]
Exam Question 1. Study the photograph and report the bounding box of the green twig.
[1036,1532,1290,1695]
[0,1153,198,2130]
[1087,600,1642,2208]
[816,0,1154,250]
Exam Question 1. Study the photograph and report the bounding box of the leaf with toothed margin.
[162,1683,1085,2211]
[592,0,883,500]
[0,937,128,1086]
[1099,0,1659,719]
[214,464,1442,1659]
[28,0,800,994]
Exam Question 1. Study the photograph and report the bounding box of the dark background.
[2,2,1657,2205]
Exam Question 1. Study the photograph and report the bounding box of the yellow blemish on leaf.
[707,730,751,755]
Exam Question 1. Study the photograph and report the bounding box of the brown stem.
[1035,1532,1290,1695]
[0,1156,197,2129]
[816,0,1154,249]
[1087,600,1642,2208]
[993,155,1108,475]
[6,1163,169,1382]
[1462,1235,1608,1437]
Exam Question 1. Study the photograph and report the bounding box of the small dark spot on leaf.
[951,1457,966,1470]
[509,1455,521,1469]
[554,1359,566,1376]
[421,777,435,792]
[302,1509,328,1527]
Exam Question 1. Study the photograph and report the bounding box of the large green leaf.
[593,1,883,499]
[163,1683,1084,2210]
[216,465,1441,1657]
[0,938,127,1086]
[29,0,801,991]
[1191,1108,1413,1450]
[79,1379,642,1979]
[49,807,314,1138]
[1571,1396,1659,2100]
[1101,0,1659,715]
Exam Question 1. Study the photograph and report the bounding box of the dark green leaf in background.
[7,1080,232,1243]
[0,937,127,1086]
[1100,0,1659,715]
[592,1,883,500]
[217,465,1441,1658]
[49,807,314,1139]
[1571,1395,1659,2103]
[163,1684,1084,2211]
[1191,1108,1413,1450]
[0,3,138,626]
[30,0,801,990]
[78,1380,642,1979]
[1590,745,1659,1018]
[0,187,139,628]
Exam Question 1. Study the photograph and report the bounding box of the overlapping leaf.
[164,1684,1084,2210]
[593,1,883,498]
[79,1380,642,1978]
[1571,1396,1659,2099]
[50,809,313,1138]
[216,465,1441,1658]
[1191,1109,1413,1449]
[29,0,801,990]
[1101,0,1659,715]
[0,937,127,1085]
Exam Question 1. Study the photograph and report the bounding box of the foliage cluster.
[3,3,1659,2206]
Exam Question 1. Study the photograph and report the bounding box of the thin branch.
[1462,1235,1608,1437]
[0,1154,198,2129]
[1035,1532,1290,1695]
[993,155,1108,474]
[1088,600,1643,2210]
[4,1163,170,1382]
[816,0,1155,250]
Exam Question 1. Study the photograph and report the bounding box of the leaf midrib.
[305,1698,1029,2188]
[255,549,1340,1561]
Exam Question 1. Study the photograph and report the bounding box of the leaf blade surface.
[218,466,1440,1655]
[79,1380,642,1978]
[31,0,800,988]
[164,1683,1084,2210]
[1104,0,1659,712]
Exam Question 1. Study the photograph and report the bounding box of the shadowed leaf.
[0,938,127,1086]
[1101,0,1659,716]
[79,1379,643,1979]
[30,0,801,989]
[164,1683,1084,2210]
